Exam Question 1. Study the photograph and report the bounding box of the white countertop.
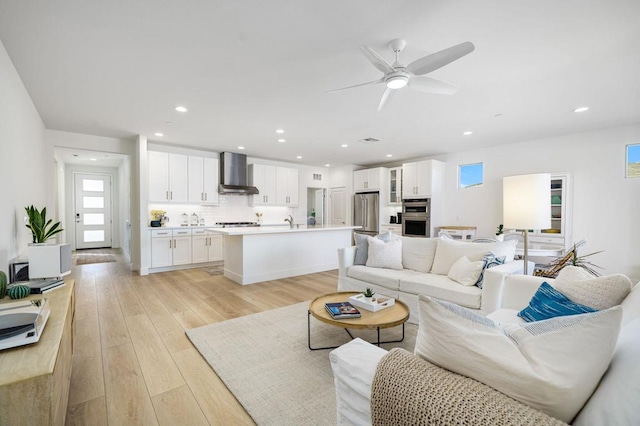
[208,225,361,236]
[147,225,217,230]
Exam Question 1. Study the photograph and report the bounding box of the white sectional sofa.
[338,235,529,323]
[330,270,640,425]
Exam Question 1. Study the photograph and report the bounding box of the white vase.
[496,234,504,242]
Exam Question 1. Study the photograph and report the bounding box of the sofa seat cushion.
[399,274,482,309]
[486,309,526,325]
[346,266,422,291]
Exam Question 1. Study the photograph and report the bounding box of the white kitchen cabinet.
[249,163,277,205]
[192,229,224,263]
[188,156,219,204]
[150,229,174,268]
[151,228,192,267]
[388,167,402,205]
[276,167,299,206]
[148,151,188,202]
[354,167,385,192]
[402,160,444,199]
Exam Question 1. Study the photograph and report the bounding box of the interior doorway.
[329,186,347,226]
[306,187,326,225]
[74,172,113,249]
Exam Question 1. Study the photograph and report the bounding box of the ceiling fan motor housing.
[385,70,409,89]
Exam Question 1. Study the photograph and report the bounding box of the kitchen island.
[209,225,360,285]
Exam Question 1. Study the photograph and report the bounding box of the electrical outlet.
[456,216,460,222]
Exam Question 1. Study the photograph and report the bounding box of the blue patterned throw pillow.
[475,251,506,288]
[518,282,597,322]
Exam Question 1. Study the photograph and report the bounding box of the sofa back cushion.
[430,238,517,275]
[366,237,403,270]
[621,282,640,326]
[415,295,622,423]
[400,237,438,273]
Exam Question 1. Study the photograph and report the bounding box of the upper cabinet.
[354,167,385,192]
[249,164,299,207]
[148,151,188,202]
[187,156,219,205]
[276,167,299,206]
[388,167,402,205]
[402,160,444,199]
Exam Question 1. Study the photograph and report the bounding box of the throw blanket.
[371,348,567,425]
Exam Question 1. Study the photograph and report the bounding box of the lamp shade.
[503,173,551,230]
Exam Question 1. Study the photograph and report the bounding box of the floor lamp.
[503,173,551,275]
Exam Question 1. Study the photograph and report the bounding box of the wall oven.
[402,199,431,237]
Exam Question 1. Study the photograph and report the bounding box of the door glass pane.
[83,213,104,225]
[84,230,104,242]
[83,179,104,192]
[83,196,104,208]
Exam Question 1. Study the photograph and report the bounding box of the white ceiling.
[1,1,639,168]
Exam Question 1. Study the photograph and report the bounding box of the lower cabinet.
[192,230,224,263]
[152,228,223,269]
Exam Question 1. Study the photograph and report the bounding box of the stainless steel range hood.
[218,152,259,194]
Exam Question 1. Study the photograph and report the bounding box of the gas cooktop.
[215,222,260,228]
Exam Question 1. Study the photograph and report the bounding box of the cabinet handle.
[205,193,207,201]
[170,191,173,200]
[166,190,169,200]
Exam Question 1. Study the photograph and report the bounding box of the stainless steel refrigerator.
[354,192,379,236]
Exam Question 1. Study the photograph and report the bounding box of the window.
[626,144,640,178]
[458,162,483,188]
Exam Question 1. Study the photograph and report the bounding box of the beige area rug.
[186,301,417,426]
[74,253,117,265]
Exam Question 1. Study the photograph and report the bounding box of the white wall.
[0,39,49,273]
[425,124,640,280]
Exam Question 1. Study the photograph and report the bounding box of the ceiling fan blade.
[359,45,395,74]
[326,78,383,93]
[408,76,459,95]
[407,41,475,75]
[377,88,396,111]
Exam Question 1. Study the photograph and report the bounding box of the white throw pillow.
[447,256,484,287]
[366,236,403,270]
[554,266,633,311]
[400,237,438,273]
[572,317,640,426]
[415,295,622,423]
[430,238,517,275]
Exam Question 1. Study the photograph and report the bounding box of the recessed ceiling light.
[276,129,285,134]
[278,139,286,143]
[341,144,348,148]
[325,164,331,167]
[573,107,589,113]
[463,131,473,136]
[386,154,393,157]
[494,113,503,118]
[165,121,173,125]
[175,106,188,112]
[73,154,78,157]
[90,158,97,161]
[296,156,302,159]
[154,132,164,137]
[238,146,245,150]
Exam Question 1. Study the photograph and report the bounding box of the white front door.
[74,173,112,249]
[330,187,347,225]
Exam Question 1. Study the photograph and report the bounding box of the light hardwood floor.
[65,249,338,425]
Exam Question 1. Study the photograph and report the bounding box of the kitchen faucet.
[285,215,293,228]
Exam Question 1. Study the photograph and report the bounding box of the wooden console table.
[0,280,76,425]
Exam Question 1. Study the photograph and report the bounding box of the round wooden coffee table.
[307,291,409,350]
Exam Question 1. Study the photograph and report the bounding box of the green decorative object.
[8,285,30,300]
[0,271,7,298]
[24,205,64,244]
[363,287,374,298]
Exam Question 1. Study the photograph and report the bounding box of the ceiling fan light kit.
[330,39,475,110]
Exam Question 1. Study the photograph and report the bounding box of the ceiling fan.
[329,39,475,111]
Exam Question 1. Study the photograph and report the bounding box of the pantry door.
[74,173,112,249]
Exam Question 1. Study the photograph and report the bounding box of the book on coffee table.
[324,302,361,319]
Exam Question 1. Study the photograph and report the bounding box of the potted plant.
[495,224,504,242]
[363,287,375,301]
[25,205,63,243]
